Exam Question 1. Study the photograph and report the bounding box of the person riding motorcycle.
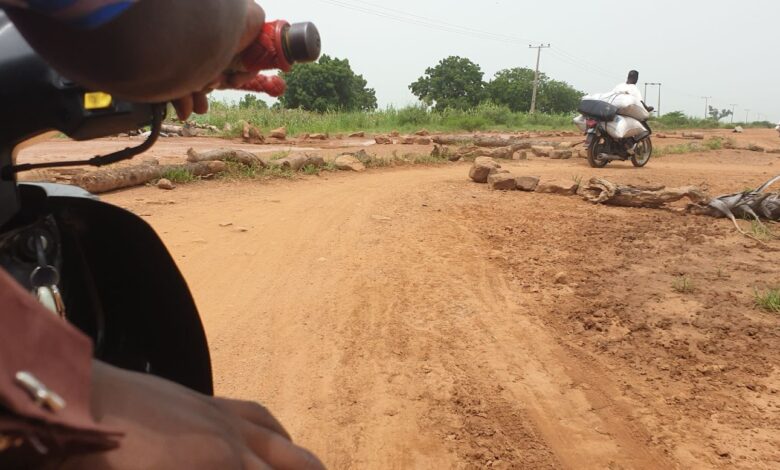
[613,70,654,114]
[0,1,325,468]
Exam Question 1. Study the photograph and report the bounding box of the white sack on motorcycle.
[606,115,646,139]
[582,92,650,122]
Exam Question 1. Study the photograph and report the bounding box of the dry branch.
[186,148,267,167]
[72,161,226,194]
[581,177,709,208]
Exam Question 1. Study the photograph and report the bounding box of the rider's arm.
[4,0,262,103]
[0,268,121,465]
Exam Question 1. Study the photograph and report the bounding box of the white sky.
[222,0,779,122]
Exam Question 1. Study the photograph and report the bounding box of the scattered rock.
[270,127,287,140]
[531,145,555,157]
[219,222,233,227]
[334,155,366,172]
[390,130,400,137]
[308,133,328,140]
[733,126,744,133]
[557,142,574,149]
[469,157,501,183]
[414,129,430,136]
[304,155,326,168]
[235,227,250,233]
[271,155,307,172]
[715,448,731,459]
[515,176,540,191]
[348,131,365,138]
[375,135,393,145]
[550,149,573,160]
[142,157,160,166]
[487,173,517,191]
[414,137,432,145]
[371,215,392,221]
[656,133,668,139]
[181,123,200,138]
[554,272,568,284]
[748,144,766,152]
[766,148,780,154]
[401,137,415,145]
[431,145,460,162]
[242,122,264,144]
[223,122,233,133]
[513,151,528,160]
[535,179,579,196]
[157,178,175,190]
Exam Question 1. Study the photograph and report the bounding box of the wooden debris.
[581,177,708,208]
[186,148,267,167]
[72,161,226,194]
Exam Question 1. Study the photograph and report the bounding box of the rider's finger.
[193,92,209,115]
[242,422,326,470]
[214,398,291,440]
[243,453,273,470]
[225,71,257,88]
[173,96,193,121]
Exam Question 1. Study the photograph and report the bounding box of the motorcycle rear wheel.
[587,135,609,168]
[631,137,653,167]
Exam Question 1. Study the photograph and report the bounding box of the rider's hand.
[172,0,266,120]
[59,361,325,469]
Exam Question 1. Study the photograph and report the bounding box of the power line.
[315,0,765,119]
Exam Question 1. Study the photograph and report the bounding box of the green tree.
[708,105,732,122]
[409,56,485,111]
[485,67,583,113]
[485,67,537,112]
[238,93,268,109]
[538,79,584,114]
[279,55,377,112]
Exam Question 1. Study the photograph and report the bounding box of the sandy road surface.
[89,139,780,469]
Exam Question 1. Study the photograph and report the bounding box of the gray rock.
[536,179,579,195]
[157,178,175,190]
[335,155,366,172]
[469,157,501,183]
[488,173,517,191]
[515,176,540,191]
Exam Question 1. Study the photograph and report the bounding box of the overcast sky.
[228,0,778,122]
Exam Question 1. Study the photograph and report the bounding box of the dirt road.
[95,139,780,469]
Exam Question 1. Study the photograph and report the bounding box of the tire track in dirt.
[104,155,779,468]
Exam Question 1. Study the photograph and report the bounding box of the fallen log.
[581,177,708,208]
[432,135,473,146]
[186,148,267,167]
[72,161,226,194]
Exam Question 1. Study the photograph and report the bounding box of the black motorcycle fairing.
[8,183,214,395]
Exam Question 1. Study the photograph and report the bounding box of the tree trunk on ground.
[72,161,226,194]
[186,148,267,167]
[580,177,709,208]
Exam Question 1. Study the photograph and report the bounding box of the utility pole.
[702,96,712,119]
[729,104,737,124]
[645,83,662,116]
[745,109,750,124]
[529,43,551,114]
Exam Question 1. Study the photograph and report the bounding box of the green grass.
[750,220,777,241]
[302,164,320,175]
[654,137,726,157]
[189,101,579,137]
[754,288,780,313]
[672,275,695,294]
[160,167,195,184]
